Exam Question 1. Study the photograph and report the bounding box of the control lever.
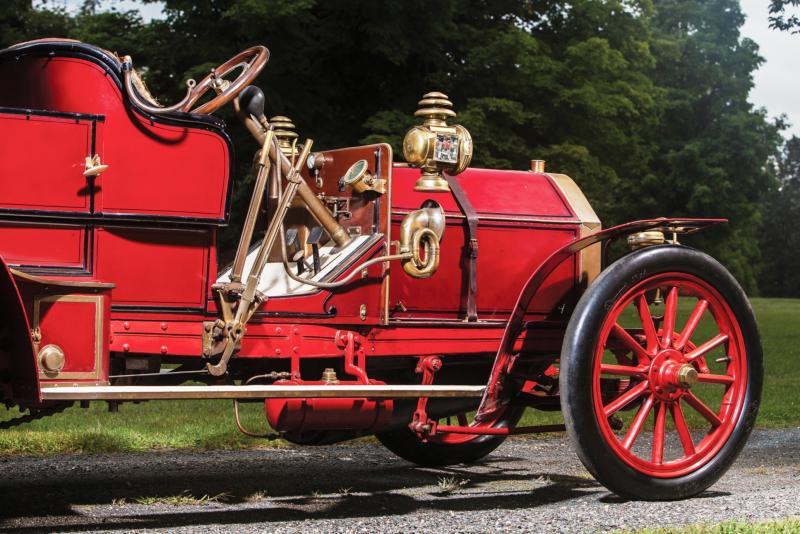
[206,140,314,377]
[285,226,299,250]
[293,250,306,275]
[307,226,325,274]
[239,85,268,129]
[284,227,303,274]
[234,86,350,248]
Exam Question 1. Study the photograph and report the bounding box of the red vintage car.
[0,40,762,500]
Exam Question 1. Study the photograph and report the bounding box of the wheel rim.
[592,272,747,478]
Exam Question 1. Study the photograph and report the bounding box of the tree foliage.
[759,137,800,297]
[0,0,784,293]
[769,0,800,33]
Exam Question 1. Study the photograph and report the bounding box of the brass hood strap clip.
[443,172,479,322]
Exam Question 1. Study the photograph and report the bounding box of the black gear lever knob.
[239,85,266,121]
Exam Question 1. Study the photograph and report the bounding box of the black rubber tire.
[559,245,763,501]
[376,407,523,467]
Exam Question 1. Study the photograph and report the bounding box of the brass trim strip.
[391,210,580,225]
[545,173,601,227]
[383,144,393,326]
[546,173,602,284]
[11,268,115,289]
[40,384,486,401]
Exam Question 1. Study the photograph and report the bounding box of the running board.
[40,384,486,401]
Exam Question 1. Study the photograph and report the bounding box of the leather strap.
[444,172,479,322]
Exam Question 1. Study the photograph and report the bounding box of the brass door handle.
[83,154,109,177]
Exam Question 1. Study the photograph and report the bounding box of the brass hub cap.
[648,349,697,401]
[677,364,699,389]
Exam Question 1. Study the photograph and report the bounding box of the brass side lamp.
[402,92,473,192]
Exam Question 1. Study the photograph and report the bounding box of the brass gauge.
[340,159,385,194]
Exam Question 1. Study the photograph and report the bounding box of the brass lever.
[207,139,314,377]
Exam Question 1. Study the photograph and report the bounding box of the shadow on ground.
[0,446,611,531]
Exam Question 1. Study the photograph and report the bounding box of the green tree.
[769,0,800,33]
[0,1,783,289]
[623,0,783,292]
[759,137,800,296]
[0,1,72,47]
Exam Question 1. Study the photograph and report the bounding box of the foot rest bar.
[40,384,486,401]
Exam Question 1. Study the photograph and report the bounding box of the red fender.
[0,257,40,404]
[475,217,726,422]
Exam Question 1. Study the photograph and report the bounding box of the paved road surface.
[0,428,798,532]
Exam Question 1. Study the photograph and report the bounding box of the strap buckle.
[468,238,479,258]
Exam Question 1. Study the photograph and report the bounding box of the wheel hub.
[648,349,696,400]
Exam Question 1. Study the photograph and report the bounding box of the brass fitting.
[341,159,386,194]
[627,231,666,250]
[398,202,446,278]
[321,368,340,384]
[270,115,301,160]
[38,344,65,374]
[677,364,699,389]
[402,92,473,192]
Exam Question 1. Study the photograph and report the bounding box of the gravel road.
[0,427,798,533]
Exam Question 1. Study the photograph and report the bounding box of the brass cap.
[414,91,456,125]
[677,365,698,389]
[270,115,300,158]
[38,344,65,374]
[321,368,339,384]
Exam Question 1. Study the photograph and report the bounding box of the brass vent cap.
[270,115,300,158]
[414,91,457,125]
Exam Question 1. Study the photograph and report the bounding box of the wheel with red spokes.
[560,245,762,500]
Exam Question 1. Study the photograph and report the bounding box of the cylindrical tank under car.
[265,381,393,432]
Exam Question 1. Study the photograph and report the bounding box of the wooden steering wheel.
[124,45,270,115]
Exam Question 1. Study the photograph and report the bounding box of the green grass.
[1,298,798,455]
[631,517,800,533]
[0,399,283,455]
[749,298,800,427]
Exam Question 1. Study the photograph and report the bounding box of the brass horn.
[399,202,445,278]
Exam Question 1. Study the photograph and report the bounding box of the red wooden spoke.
[670,401,696,456]
[603,380,650,417]
[684,391,723,428]
[697,373,735,385]
[675,299,708,351]
[686,333,729,363]
[599,363,647,377]
[611,324,651,363]
[652,401,667,464]
[636,295,659,354]
[622,394,655,450]
[661,287,678,348]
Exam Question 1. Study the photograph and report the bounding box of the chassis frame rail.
[40,384,486,401]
